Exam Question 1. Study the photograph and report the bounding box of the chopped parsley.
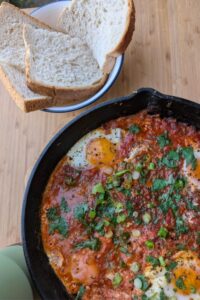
[47,206,68,237]
[175,216,189,236]
[129,124,141,134]
[47,207,58,221]
[166,261,178,271]
[181,146,197,169]
[176,276,186,290]
[74,203,88,222]
[75,238,101,251]
[146,255,166,268]
[60,198,70,213]
[185,198,199,211]
[174,177,186,190]
[146,255,160,267]
[161,150,180,168]
[157,131,171,148]
[120,246,130,255]
[152,178,169,191]
[94,220,105,235]
[159,290,168,300]
[49,217,68,237]
[126,200,134,217]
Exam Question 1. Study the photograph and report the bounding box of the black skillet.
[21,88,200,300]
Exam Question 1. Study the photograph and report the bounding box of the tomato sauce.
[41,111,200,299]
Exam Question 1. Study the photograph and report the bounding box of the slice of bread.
[58,0,135,73]
[23,24,107,101]
[0,2,51,71]
[0,63,53,112]
[0,2,53,112]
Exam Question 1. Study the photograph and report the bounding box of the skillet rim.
[21,87,200,299]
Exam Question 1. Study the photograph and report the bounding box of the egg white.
[125,145,146,162]
[144,251,200,300]
[67,128,123,168]
[183,149,200,191]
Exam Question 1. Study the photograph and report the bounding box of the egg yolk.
[86,137,116,167]
[171,251,200,295]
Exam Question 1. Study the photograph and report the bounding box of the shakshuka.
[41,111,200,300]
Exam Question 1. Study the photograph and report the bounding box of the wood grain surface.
[0,0,200,248]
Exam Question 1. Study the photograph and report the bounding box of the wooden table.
[0,0,200,248]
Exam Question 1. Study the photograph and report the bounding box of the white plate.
[31,1,124,113]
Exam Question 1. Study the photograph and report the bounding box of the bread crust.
[0,2,52,30]
[103,0,135,73]
[0,64,52,112]
[26,62,108,103]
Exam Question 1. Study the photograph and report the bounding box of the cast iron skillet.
[22,88,200,300]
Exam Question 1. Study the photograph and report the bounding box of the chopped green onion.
[130,262,140,273]
[92,183,105,194]
[142,213,151,224]
[158,227,168,238]
[132,211,139,218]
[89,210,96,219]
[135,162,143,172]
[145,240,154,249]
[148,162,155,170]
[159,256,166,267]
[131,229,141,238]
[115,170,130,177]
[132,170,140,180]
[104,220,110,226]
[117,214,126,224]
[112,273,123,287]
[134,278,142,289]
[134,275,150,291]
[114,202,124,213]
